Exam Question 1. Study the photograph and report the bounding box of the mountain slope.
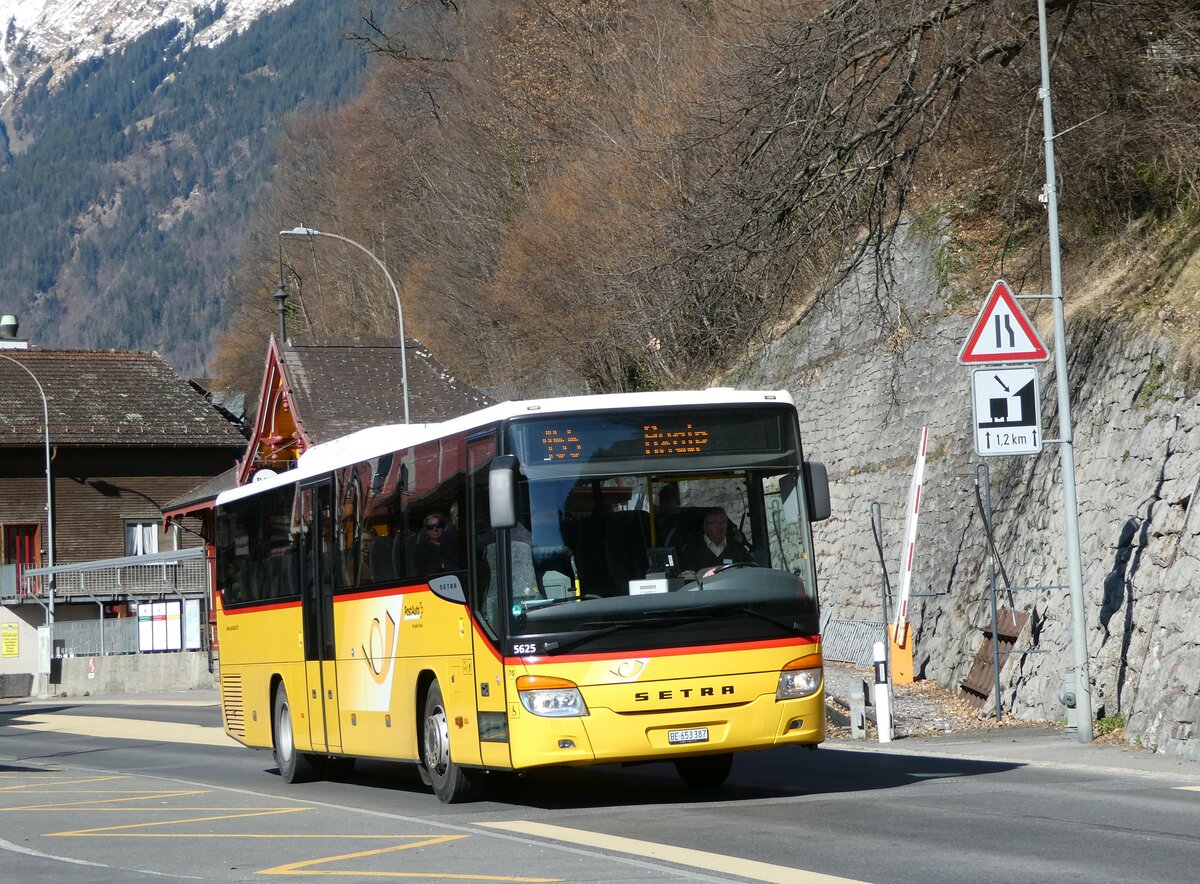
[0,0,378,373]
[0,0,292,109]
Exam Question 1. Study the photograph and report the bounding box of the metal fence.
[52,618,139,656]
[822,618,886,668]
[19,547,209,599]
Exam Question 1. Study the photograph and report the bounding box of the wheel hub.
[424,704,449,775]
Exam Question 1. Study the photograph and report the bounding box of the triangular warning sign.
[958,279,1049,364]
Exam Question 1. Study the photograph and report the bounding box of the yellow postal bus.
[213,389,829,801]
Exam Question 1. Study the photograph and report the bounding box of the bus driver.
[679,506,751,577]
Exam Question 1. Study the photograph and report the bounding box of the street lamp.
[0,353,55,608]
[279,226,410,424]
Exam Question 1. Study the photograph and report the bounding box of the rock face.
[730,224,1199,759]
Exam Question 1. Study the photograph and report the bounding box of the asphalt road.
[1,693,1199,883]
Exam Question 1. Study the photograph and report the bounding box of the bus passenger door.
[299,481,342,755]
[468,436,511,768]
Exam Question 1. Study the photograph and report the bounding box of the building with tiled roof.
[160,334,492,544]
[0,351,249,447]
[0,348,245,577]
[236,335,492,484]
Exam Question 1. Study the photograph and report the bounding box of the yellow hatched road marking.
[44,813,561,882]
[0,775,126,790]
[50,807,312,836]
[0,776,211,811]
[481,821,867,884]
[260,834,557,880]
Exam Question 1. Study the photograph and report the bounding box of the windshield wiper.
[540,614,707,654]
[690,603,808,634]
[519,595,579,612]
[542,623,630,654]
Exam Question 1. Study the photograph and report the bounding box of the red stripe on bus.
[336,584,433,603]
[505,634,818,666]
[220,599,300,615]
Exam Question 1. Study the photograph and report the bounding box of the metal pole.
[871,502,891,625]
[0,354,55,625]
[870,501,892,675]
[1037,0,1093,741]
[280,227,410,424]
[977,463,1003,721]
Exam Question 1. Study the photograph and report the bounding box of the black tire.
[421,681,481,803]
[674,753,734,789]
[273,685,321,784]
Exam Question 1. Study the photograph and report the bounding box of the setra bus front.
[483,395,829,787]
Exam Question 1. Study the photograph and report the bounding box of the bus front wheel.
[674,753,733,789]
[421,681,481,803]
[273,685,321,784]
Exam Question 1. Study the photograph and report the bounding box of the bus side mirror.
[489,455,519,529]
[804,461,831,522]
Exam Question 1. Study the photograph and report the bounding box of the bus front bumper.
[507,689,825,770]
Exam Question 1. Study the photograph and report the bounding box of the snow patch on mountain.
[0,0,294,104]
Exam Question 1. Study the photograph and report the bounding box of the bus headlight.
[516,675,589,717]
[777,655,823,700]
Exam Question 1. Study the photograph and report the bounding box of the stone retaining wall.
[731,225,1199,759]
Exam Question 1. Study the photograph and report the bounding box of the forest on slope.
[0,0,382,373]
[218,0,1200,400]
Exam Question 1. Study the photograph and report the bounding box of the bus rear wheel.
[273,685,321,784]
[421,681,481,803]
[674,753,733,789]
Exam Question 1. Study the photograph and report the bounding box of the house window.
[125,521,160,556]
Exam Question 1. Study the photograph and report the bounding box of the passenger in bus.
[412,512,457,574]
[679,506,751,577]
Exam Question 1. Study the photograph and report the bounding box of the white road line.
[479,821,866,884]
[8,714,240,747]
[0,835,204,879]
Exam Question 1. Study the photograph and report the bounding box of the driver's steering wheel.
[708,560,757,576]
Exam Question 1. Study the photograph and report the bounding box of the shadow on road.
[327,744,1020,810]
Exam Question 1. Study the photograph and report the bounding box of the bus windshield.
[493,408,820,656]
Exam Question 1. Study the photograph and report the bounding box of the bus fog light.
[777,664,822,700]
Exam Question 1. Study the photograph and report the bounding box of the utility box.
[1059,675,1078,731]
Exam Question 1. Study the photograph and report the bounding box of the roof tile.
[0,350,246,447]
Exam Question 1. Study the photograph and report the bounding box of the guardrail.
[20,547,209,600]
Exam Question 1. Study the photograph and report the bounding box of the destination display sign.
[511,408,792,466]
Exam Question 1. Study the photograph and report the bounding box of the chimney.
[0,314,29,349]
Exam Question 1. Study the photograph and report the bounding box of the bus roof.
[215,388,794,506]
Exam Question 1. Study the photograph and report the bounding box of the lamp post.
[279,226,410,424]
[1036,0,1093,742]
[0,353,55,617]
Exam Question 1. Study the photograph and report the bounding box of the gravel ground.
[822,661,1052,739]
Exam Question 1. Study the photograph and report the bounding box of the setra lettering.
[633,685,735,702]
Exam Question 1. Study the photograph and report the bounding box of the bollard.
[850,685,866,739]
[873,640,893,743]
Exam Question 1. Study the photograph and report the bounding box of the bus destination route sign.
[540,428,584,461]
[538,423,712,460]
[643,423,710,456]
